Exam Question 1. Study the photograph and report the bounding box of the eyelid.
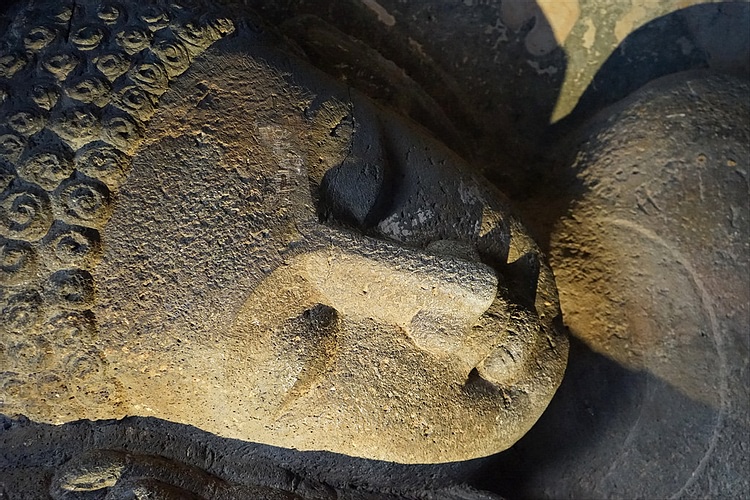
[315,99,395,230]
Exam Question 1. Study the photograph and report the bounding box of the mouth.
[283,216,547,393]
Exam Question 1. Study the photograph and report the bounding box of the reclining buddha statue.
[0,0,568,470]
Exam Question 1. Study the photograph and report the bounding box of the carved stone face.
[0,0,567,463]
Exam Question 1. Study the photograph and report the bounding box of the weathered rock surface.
[539,71,749,498]
[5,0,745,497]
[0,415,504,499]
[0,0,567,475]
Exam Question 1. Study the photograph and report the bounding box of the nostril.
[463,367,504,397]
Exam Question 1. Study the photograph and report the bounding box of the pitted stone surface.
[0,1,747,499]
[0,0,567,472]
[0,0,234,430]
[542,71,749,499]
[0,415,504,499]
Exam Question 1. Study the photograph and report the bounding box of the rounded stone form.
[0,183,53,241]
[0,0,567,466]
[0,237,38,285]
[548,71,748,497]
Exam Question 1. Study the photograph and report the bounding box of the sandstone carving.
[551,72,748,405]
[4,0,745,498]
[0,0,567,471]
[541,71,749,498]
[50,449,316,500]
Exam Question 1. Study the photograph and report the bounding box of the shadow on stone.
[0,412,502,498]
[250,0,568,198]
[473,336,727,499]
[554,2,750,139]
[521,2,750,254]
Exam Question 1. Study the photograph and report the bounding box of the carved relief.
[0,0,564,469]
[0,0,236,432]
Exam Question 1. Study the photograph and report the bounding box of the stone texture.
[0,415,502,499]
[555,0,750,122]
[252,0,568,196]
[0,0,567,475]
[535,71,748,499]
[559,2,750,131]
[250,0,749,197]
[2,0,749,498]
